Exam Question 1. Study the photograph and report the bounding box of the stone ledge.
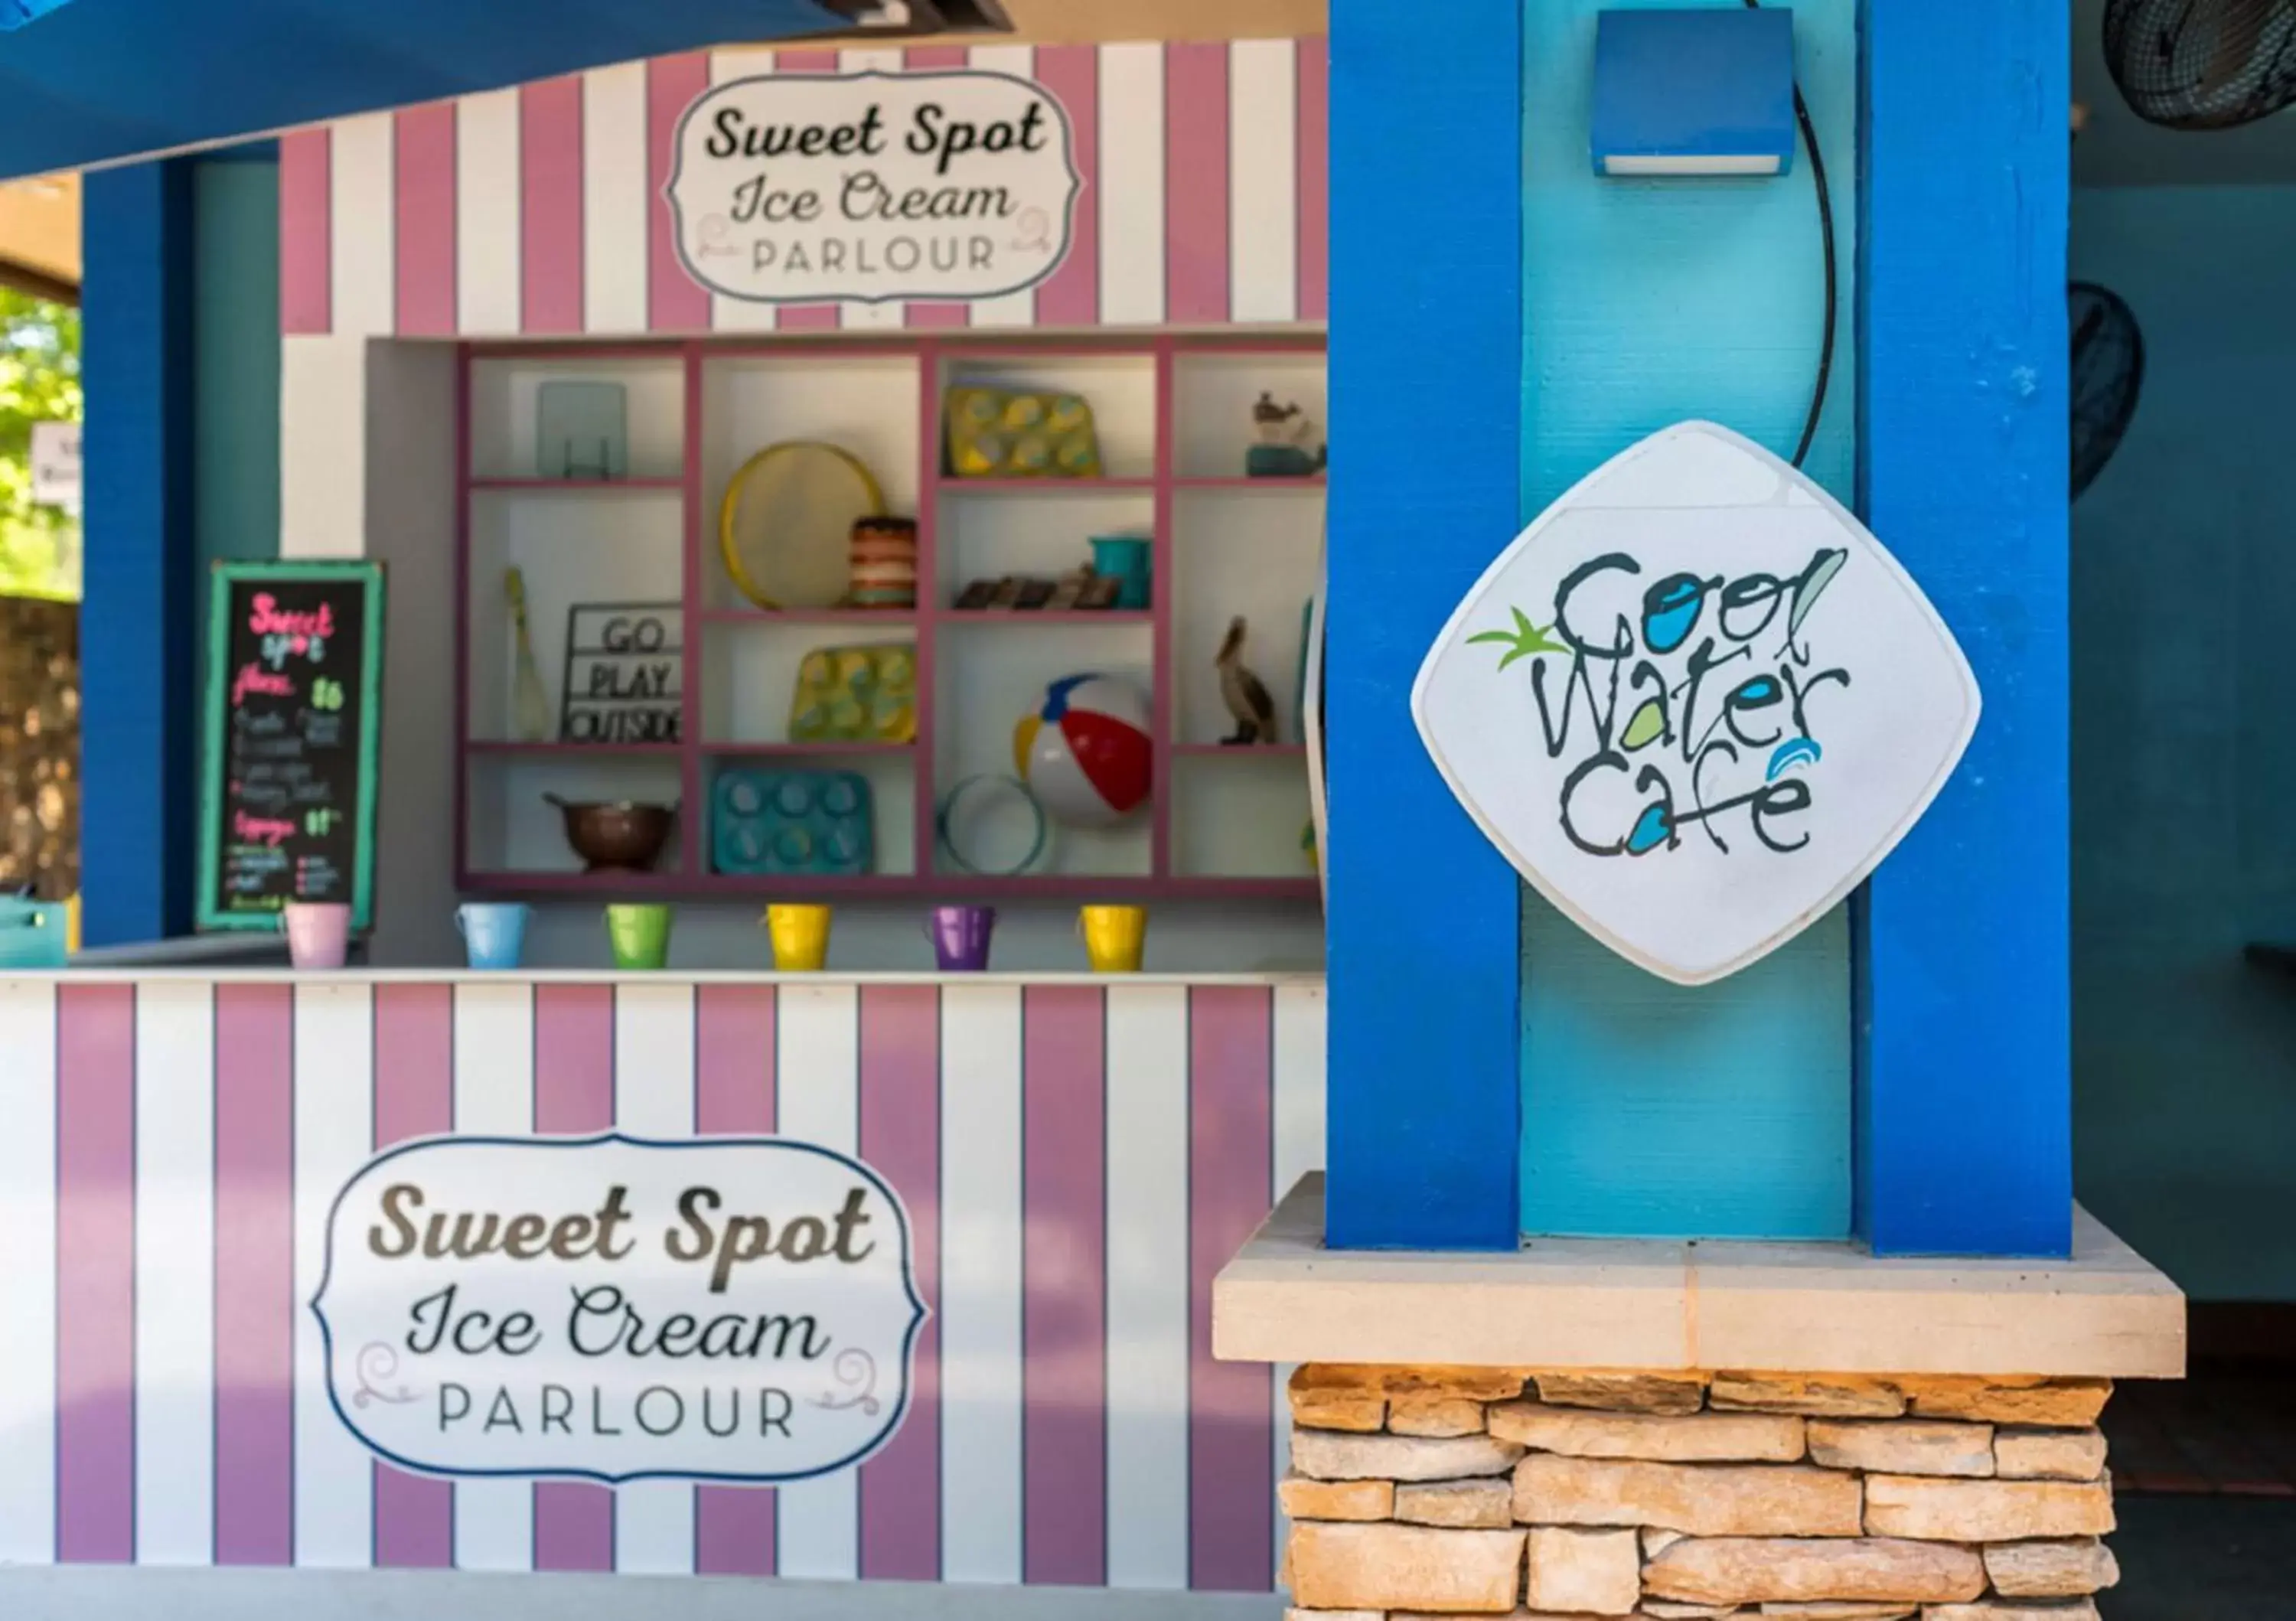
[1214,1177,2183,1378]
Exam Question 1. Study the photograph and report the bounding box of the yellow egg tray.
[788,643,918,744]
[944,386,1103,479]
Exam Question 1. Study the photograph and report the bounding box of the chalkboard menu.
[197,562,386,932]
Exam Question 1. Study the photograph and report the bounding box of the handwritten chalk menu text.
[561,604,683,744]
[198,562,386,932]
[667,70,1080,305]
[314,1135,928,1483]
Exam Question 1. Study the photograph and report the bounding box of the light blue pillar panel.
[80,160,197,947]
[1859,0,2072,1257]
[1324,0,1524,1251]
[1518,0,1860,1240]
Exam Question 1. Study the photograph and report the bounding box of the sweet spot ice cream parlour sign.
[669,70,1080,305]
[1414,422,1981,987]
[314,1135,926,1485]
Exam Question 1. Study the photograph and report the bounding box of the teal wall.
[2071,184,2296,1301]
[188,154,280,811]
[1518,0,1860,1238]
[192,156,279,579]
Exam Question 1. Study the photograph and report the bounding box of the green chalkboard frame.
[197,560,387,934]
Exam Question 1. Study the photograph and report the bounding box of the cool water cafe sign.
[316,1136,926,1484]
[669,68,1080,305]
[1414,422,1983,987]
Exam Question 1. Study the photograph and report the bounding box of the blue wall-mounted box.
[0,0,77,31]
[1592,8,1798,177]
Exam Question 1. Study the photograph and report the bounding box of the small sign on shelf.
[561,603,683,745]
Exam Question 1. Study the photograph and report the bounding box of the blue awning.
[0,0,848,181]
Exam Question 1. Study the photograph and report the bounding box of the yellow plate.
[719,441,885,612]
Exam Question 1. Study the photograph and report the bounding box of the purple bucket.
[925,905,996,972]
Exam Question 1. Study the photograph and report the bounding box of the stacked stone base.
[1280,1365,2119,1621]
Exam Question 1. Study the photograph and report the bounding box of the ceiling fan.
[814,0,1012,38]
[2104,0,2296,130]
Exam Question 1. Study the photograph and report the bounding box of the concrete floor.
[0,1567,1283,1620]
[2,1492,2285,1618]
[2112,1495,2296,1619]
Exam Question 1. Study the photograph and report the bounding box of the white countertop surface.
[7,967,1326,987]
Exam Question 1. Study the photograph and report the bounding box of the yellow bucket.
[1078,905,1147,974]
[765,905,833,971]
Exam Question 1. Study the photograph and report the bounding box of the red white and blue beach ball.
[1013,674,1153,827]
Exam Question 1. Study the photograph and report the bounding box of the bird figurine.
[1247,393,1327,477]
[1216,616,1280,745]
[1254,392,1306,446]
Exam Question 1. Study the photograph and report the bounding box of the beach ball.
[1013,674,1152,827]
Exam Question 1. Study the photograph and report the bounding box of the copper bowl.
[544,794,678,872]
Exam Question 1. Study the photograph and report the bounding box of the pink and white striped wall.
[279,40,1328,339]
[0,974,1323,1589]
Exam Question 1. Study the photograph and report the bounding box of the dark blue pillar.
[1322,0,1524,1250]
[1857,0,2073,1256]
[80,160,197,947]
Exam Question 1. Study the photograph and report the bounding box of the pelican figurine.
[1217,616,1280,745]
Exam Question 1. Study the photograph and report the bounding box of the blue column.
[79,160,197,947]
[1323,0,1523,1250]
[1857,0,2073,1256]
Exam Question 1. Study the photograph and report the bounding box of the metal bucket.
[0,896,69,969]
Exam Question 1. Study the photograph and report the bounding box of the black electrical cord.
[1745,0,1837,471]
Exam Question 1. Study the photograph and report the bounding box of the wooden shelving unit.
[455,334,1325,902]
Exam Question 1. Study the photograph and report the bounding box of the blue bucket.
[0,897,68,969]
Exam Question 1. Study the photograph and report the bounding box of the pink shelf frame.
[914,339,944,892]
[1173,475,1326,490]
[939,477,1159,494]
[454,331,1326,901]
[700,606,920,626]
[703,739,915,758]
[465,741,683,757]
[457,870,1321,903]
[471,476,686,491]
[1152,338,1179,879]
[939,609,1155,627]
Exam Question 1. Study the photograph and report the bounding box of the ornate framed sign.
[667,70,1081,305]
[314,1134,927,1485]
[1413,422,1981,986]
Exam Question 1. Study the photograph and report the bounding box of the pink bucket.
[282,902,352,970]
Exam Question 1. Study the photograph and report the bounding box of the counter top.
[1213,1175,2185,1378]
[6,966,1326,987]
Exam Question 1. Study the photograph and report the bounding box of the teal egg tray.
[711,769,874,877]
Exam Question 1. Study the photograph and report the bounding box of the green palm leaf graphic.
[1467,607,1568,671]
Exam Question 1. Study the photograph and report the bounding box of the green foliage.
[0,286,82,602]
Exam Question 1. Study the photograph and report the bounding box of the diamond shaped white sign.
[1412,422,1981,986]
